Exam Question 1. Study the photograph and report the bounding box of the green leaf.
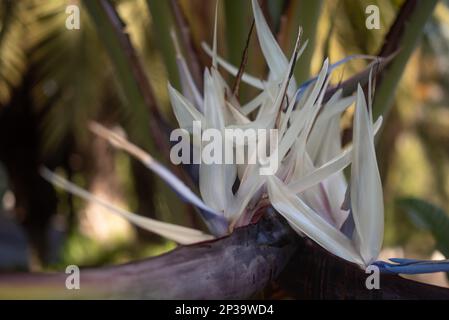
[398,197,449,261]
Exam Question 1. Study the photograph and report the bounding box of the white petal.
[226,101,251,125]
[171,30,203,109]
[307,94,355,162]
[307,114,348,227]
[287,116,383,194]
[255,31,304,127]
[88,122,219,217]
[240,89,269,115]
[226,113,274,132]
[351,85,384,265]
[323,172,348,229]
[277,59,329,161]
[267,176,364,266]
[228,169,265,224]
[319,95,355,122]
[203,69,225,129]
[41,168,213,244]
[251,0,288,80]
[176,56,204,110]
[200,161,236,213]
[294,69,331,162]
[199,69,236,213]
[288,147,351,193]
[168,83,205,132]
[252,83,279,119]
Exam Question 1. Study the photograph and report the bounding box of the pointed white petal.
[171,30,203,109]
[226,101,251,125]
[288,147,352,193]
[304,110,348,227]
[256,30,304,125]
[228,169,265,224]
[287,116,383,194]
[41,168,213,244]
[168,83,205,132]
[252,0,302,98]
[200,161,236,213]
[323,171,348,229]
[176,56,204,110]
[267,176,364,266]
[226,120,277,221]
[277,59,329,161]
[294,69,331,161]
[251,0,288,79]
[307,95,355,162]
[89,122,220,217]
[199,69,236,213]
[351,85,384,265]
[203,69,225,129]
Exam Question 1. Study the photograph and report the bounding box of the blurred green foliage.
[399,197,449,259]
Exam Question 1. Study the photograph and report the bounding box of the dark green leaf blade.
[398,197,449,279]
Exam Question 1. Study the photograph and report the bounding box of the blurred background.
[0,0,448,288]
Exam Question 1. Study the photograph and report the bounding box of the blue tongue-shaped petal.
[373,258,449,275]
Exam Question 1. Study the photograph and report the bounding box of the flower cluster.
[43,0,384,268]
[168,0,384,267]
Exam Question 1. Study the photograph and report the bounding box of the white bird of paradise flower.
[42,0,385,269]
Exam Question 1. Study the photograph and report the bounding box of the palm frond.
[0,0,27,106]
[27,0,110,152]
